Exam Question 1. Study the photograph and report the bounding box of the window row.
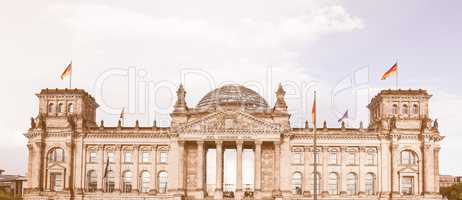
[86,170,168,193]
[293,149,418,166]
[47,147,171,164]
[291,172,376,196]
[391,104,419,115]
[88,151,168,164]
[48,102,74,113]
[292,152,377,166]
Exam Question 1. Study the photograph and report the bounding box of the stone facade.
[24,85,443,200]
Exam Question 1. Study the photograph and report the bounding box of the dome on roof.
[196,84,269,111]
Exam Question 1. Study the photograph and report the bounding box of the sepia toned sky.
[1,0,461,179]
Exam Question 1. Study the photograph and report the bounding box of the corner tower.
[35,88,99,129]
[367,89,432,130]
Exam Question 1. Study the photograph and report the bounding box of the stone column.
[197,141,205,198]
[34,142,45,191]
[434,147,440,193]
[178,141,185,194]
[391,143,399,195]
[303,146,311,196]
[236,140,244,199]
[114,145,122,192]
[150,145,158,194]
[273,141,282,197]
[423,143,435,194]
[26,144,33,189]
[215,141,223,199]
[254,141,262,193]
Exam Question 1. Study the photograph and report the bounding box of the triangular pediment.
[179,111,281,134]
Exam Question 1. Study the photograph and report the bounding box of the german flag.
[60,61,72,80]
[381,62,398,80]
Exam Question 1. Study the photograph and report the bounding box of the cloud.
[43,1,364,128]
[49,2,363,49]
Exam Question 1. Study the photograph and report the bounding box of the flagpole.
[395,59,399,90]
[313,91,318,200]
[69,60,72,88]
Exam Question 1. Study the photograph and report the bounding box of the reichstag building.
[24,84,443,200]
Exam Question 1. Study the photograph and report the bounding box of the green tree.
[441,183,462,200]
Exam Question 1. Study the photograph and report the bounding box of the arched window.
[122,171,133,193]
[401,150,417,165]
[57,103,64,113]
[402,104,409,115]
[48,103,55,113]
[68,103,74,113]
[105,170,115,193]
[292,172,303,195]
[48,148,65,162]
[140,171,151,193]
[158,171,168,193]
[412,104,419,115]
[346,173,358,195]
[309,172,321,195]
[365,173,375,195]
[87,170,97,192]
[392,104,398,115]
[366,152,376,165]
[327,173,338,195]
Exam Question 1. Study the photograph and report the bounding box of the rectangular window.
[346,152,357,165]
[124,152,132,163]
[89,152,97,162]
[328,153,337,165]
[141,152,151,163]
[401,176,414,195]
[311,152,320,164]
[50,173,63,192]
[293,152,303,164]
[159,152,168,163]
[107,152,115,163]
[367,153,376,165]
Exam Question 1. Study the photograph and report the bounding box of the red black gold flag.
[60,61,72,80]
[381,62,398,80]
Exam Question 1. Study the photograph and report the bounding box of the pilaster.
[97,145,104,192]
[273,141,282,197]
[149,145,158,194]
[303,146,311,196]
[114,145,122,192]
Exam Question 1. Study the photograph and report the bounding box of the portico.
[178,139,281,199]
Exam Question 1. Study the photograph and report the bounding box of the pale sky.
[1,0,461,177]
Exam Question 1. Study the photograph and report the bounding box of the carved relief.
[180,111,280,133]
[186,145,198,189]
[261,147,274,190]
